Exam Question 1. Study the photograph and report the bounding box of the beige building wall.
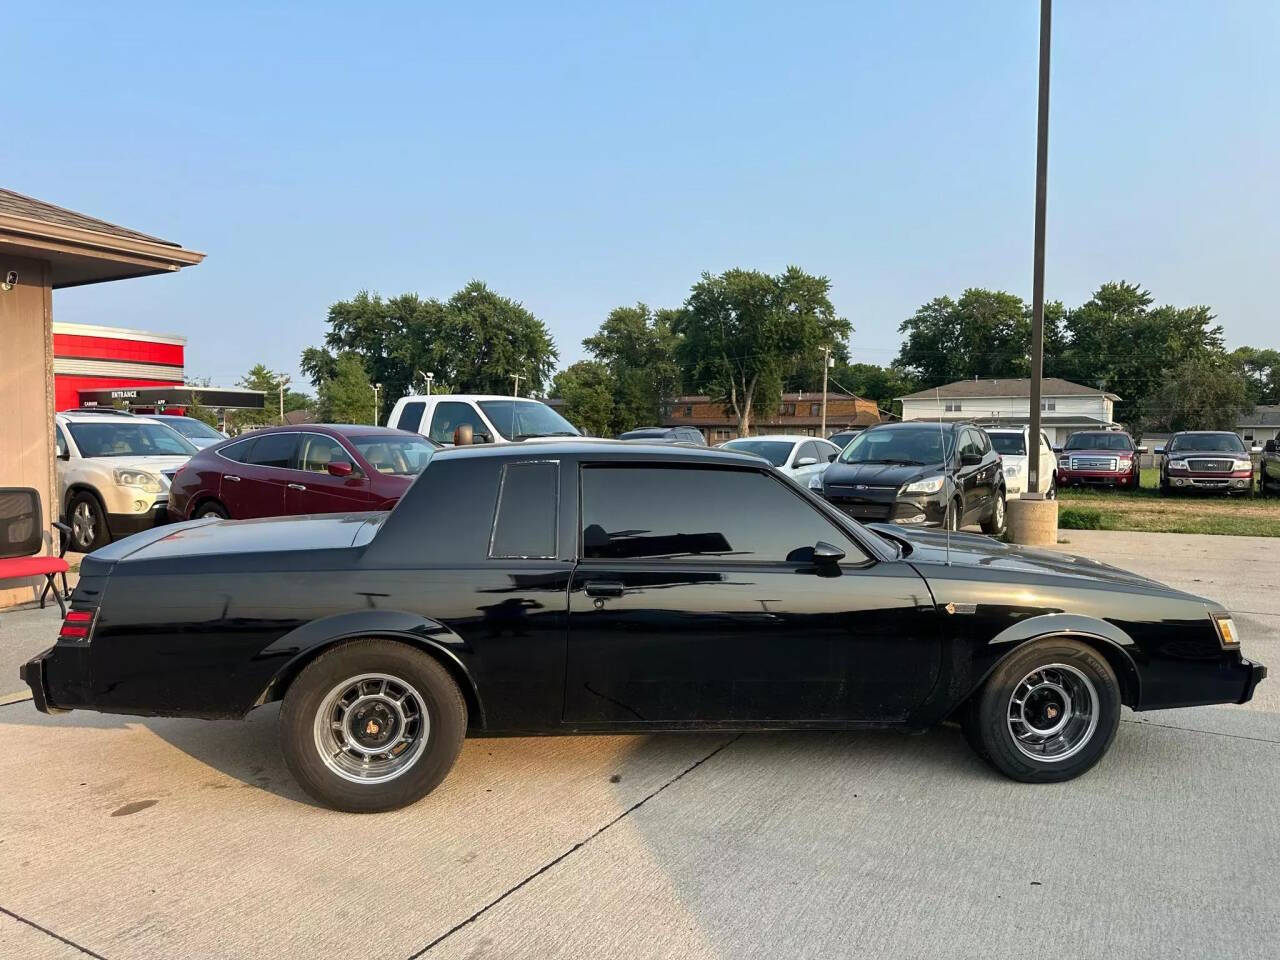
[0,254,57,607]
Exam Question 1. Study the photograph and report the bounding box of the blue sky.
[5,1,1276,390]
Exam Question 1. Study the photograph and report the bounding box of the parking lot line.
[0,691,32,707]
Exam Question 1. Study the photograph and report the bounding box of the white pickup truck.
[386,394,582,445]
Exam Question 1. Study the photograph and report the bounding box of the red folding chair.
[0,488,71,616]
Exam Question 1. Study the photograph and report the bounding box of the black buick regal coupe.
[22,442,1265,812]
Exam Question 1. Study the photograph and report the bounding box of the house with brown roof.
[897,377,1120,446]
[661,390,882,443]
[0,187,203,607]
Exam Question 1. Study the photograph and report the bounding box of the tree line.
[222,271,1276,437]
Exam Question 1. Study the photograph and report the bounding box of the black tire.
[66,490,110,552]
[1044,475,1057,500]
[279,639,467,812]
[960,637,1120,783]
[944,498,961,531]
[1158,478,1171,496]
[981,489,1007,536]
[194,500,229,520]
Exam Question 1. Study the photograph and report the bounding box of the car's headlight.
[902,475,945,495]
[113,468,163,493]
[807,473,824,491]
[1168,459,1189,471]
[1232,459,1252,472]
[1117,458,1132,470]
[1213,614,1240,648]
[1003,463,1021,477]
[1058,457,1070,469]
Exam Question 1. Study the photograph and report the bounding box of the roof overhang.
[76,386,264,410]
[0,212,205,288]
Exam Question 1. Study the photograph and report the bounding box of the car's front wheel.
[961,637,1120,783]
[67,491,109,552]
[981,489,1007,536]
[194,500,229,520]
[279,639,467,812]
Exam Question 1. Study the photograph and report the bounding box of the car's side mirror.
[827,453,837,462]
[1155,446,1166,456]
[57,449,70,461]
[1251,445,1262,454]
[794,456,818,468]
[1137,445,1149,454]
[960,451,982,466]
[1266,441,1277,453]
[813,541,845,565]
[326,461,354,478]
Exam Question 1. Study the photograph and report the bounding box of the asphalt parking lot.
[1,530,1277,960]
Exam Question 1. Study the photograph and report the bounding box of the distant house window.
[945,401,962,412]
[683,405,693,417]
[1041,400,1056,411]
[810,403,821,416]
[779,403,796,416]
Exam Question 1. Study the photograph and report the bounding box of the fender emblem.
[944,602,977,615]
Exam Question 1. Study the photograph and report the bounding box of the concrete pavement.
[1,531,1276,959]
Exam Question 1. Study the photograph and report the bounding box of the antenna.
[936,385,952,566]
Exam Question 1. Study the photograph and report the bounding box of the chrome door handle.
[287,483,306,491]
[224,475,241,482]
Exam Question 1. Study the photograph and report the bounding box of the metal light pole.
[820,346,832,436]
[1027,0,1051,496]
[372,382,382,426]
[425,372,434,396]
[510,373,524,397]
[276,374,290,425]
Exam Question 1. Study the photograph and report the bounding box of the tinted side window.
[580,466,864,563]
[247,432,297,468]
[397,401,426,434]
[975,430,991,454]
[959,429,981,458]
[297,434,353,473]
[490,461,558,558]
[55,426,69,458]
[430,401,492,444]
[219,437,257,463]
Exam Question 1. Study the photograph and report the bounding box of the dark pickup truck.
[1261,440,1280,496]
[1157,431,1254,496]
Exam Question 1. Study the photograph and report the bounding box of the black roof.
[432,439,762,466]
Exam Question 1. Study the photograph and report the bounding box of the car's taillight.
[59,609,95,641]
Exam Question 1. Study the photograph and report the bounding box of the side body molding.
[250,610,485,727]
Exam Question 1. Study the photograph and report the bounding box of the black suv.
[809,420,1006,534]
[1157,431,1254,496]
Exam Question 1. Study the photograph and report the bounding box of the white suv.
[386,394,582,444]
[54,411,197,552]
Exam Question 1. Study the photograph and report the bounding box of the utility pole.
[820,346,832,436]
[372,382,382,426]
[1028,0,1051,496]
[276,374,290,425]
[510,373,524,397]
[425,371,434,396]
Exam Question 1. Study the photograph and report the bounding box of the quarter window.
[580,466,864,563]
[219,437,257,463]
[490,461,558,558]
[429,402,492,444]
[397,401,426,434]
[297,435,353,473]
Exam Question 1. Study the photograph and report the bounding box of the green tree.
[1149,353,1250,432]
[1232,346,1280,407]
[895,288,1038,386]
[445,281,558,395]
[582,303,682,431]
[236,363,285,428]
[674,267,850,435]
[828,362,917,417]
[316,353,375,424]
[550,360,615,437]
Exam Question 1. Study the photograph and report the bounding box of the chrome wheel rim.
[313,673,429,784]
[994,495,1005,529]
[72,501,95,547]
[1007,663,1098,762]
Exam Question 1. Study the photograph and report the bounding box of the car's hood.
[1164,448,1246,459]
[821,461,940,488]
[86,455,191,472]
[86,512,388,567]
[869,524,1196,596]
[1062,448,1131,458]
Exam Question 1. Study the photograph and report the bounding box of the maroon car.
[1056,430,1144,490]
[168,425,438,521]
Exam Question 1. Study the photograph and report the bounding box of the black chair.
[0,488,71,615]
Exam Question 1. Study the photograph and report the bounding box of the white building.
[897,377,1120,446]
[1237,406,1280,447]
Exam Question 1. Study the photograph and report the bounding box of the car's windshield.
[1168,433,1246,453]
[989,433,1026,456]
[839,428,953,465]
[1065,432,1132,451]
[721,440,794,466]
[66,421,197,457]
[159,417,224,441]
[828,432,857,448]
[350,435,437,476]
[476,401,580,441]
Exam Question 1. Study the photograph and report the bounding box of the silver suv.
[54,411,197,552]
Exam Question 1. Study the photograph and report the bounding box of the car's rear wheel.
[1044,475,1057,500]
[67,491,109,552]
[279,639,466,812]
[981,489,1007,536]
[961,638,1120,783]
[944,498,961,531]
[194,500,229,520]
